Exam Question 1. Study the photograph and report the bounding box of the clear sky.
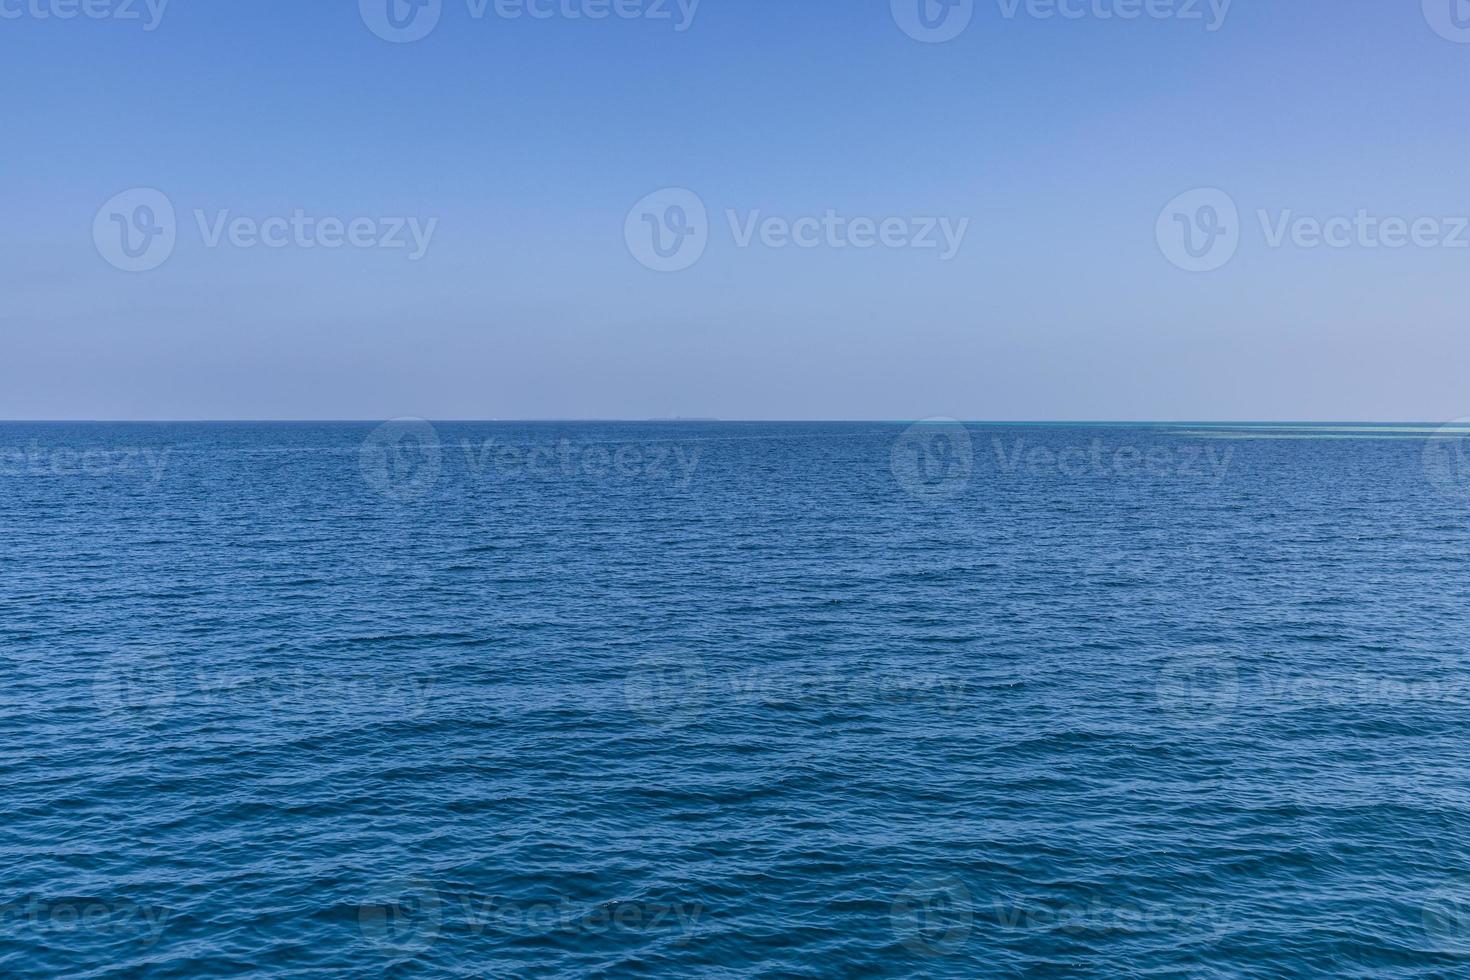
[4,0,1469,420]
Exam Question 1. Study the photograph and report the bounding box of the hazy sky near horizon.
[4,0,1470,420]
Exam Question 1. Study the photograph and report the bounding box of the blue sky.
[4,0,1469,420]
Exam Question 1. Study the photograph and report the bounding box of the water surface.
[3,422,1469,977]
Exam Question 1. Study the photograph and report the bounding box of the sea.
[3,420,1470,977]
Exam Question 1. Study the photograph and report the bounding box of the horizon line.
[0,419,1459,426]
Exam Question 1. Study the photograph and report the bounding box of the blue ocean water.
[4,421,1470,977]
